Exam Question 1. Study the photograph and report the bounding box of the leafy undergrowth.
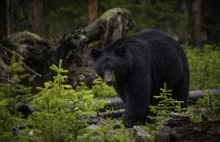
[92,77,117,98]
[78,118,133,142]
[0,54,31,141]
[184,44,220,90]
[188,92,220,122]
[0,60,109,141]
[21,60,108,141]
[1,45,220,141]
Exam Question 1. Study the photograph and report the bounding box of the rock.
[163,112,191,127]
[130,126,151,142]
[87,124,100,131]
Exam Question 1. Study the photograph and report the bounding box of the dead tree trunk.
[28,0,44,36]
[63,8,135,47]
[6,0,19,36]
[0,8,135,93]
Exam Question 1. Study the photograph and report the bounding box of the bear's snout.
[104,70,115,86]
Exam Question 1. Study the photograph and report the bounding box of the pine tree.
[25,60,108,141]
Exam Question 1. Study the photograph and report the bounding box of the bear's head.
[91,45,126,86]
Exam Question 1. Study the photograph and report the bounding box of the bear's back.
[132,29,188,88]
[132,29,180,50]
[132,29,185,60]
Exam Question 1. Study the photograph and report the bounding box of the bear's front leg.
[123,90,150,128]
[113,82,126,102]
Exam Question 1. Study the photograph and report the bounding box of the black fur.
[91,29,190,128]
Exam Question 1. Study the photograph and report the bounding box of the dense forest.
[0,0,220,47]
[0,0,220,141]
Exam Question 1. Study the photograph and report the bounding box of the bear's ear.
[116,45,126,57]
[91,48,101,59]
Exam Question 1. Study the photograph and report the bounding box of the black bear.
[91,29,189,128]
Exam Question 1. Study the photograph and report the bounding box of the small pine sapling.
[146,83,186,141]
[0,54,31,141]
[0,54,31,114]
[25,60,108,141]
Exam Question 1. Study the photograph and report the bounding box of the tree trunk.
[6,0,19,36]
[28,0,43,36]
[190,0,202,49]
[0,0,7,38]
[88,0,98,24]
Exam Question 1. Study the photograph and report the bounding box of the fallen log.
[16,89,220,118]
[104,89,220,109]
[188,89,220,103]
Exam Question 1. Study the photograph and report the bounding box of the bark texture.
[6,0,19,36]
[88,0,98,24]
[28,0,44,36]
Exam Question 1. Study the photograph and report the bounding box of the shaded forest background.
[0,1,220,141]
[0,0,220,48]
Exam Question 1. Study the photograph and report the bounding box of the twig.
[0,44,24,59]
[0,53,42,77]
[0,77,27,89]
[22,63,41,77]
[0,77,13,83]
